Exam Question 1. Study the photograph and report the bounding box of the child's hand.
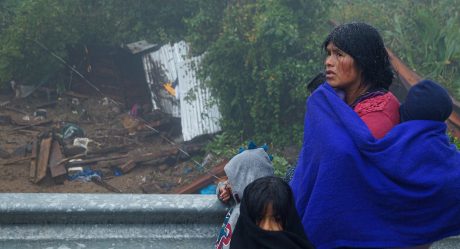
[218,184,232,203]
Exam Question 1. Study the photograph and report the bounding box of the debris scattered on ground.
[0,90,224,194]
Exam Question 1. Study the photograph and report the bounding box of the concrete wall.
[0,193,458,249]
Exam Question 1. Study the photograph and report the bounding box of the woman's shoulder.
[354,92,400,139]
[354,92,400,117]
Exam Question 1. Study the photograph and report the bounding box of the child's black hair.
[242,176,292,229]
[400,79,453,122]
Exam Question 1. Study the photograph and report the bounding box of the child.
[215,148,274,249]
[400,79,453,122]
[230,176,314,249]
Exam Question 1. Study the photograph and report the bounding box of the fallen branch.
[172,160,228,194]
[8,120,52,132]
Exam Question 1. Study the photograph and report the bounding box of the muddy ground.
[0,89,221,194]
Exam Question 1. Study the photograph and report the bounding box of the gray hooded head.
[224,148,274,203]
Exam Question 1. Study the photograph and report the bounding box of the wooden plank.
[88,146,129,156]
[116,144,204,173]
[35,137,52,183]
[8,120,52,132]
[91,177,122,193]
[62,91,90,99]
[29,141,38,181]
[120,160,136,173]
[67,154,128,166]
[172,160,228,194]
[48,141,66,178]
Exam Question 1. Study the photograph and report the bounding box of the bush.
[0,0,198,88]
[189,0,331,146]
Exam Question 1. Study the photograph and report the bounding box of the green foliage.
[450,133,460,149]
[272,154,289,177]
[205,132,241,159]
[331,0,460,100]
[183,0,226,55]
[190,0,330,146]
[0,0,199,87]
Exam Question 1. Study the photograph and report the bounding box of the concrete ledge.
[0,193,458,249]
[0,193,226,249]
[0,193,227,224]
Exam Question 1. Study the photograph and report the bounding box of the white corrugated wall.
[142,41,221,141]
[178,55,221,141]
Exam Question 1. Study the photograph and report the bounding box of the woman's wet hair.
[243,176,292,229]
[323,22,394,90]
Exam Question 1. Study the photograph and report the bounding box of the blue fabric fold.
[290,83,460,249]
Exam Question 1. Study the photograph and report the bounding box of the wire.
[136,116,222,180]
[32,38,223,181]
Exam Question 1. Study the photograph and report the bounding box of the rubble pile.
[0,90,224,194]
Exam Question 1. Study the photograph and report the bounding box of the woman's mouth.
[325,70,335,79]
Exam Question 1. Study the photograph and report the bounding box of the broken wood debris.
[8,120,53,132]
[62,91,90,99]
[34,136,52,183]
[1,89,215,194]
[67,154,129,166]
[29,141,38,181]
[48,141,66,180]
[171,159,228,194]
[91,177,122,193]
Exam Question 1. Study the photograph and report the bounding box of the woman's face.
[324,43,362,90]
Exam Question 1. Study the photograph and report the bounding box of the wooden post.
[35,137,52,183]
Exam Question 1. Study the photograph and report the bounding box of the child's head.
[242,176,292,231]
[224,148,274,203]
[400,79,453,122]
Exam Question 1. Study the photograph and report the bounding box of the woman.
[290,22,460,249]
[323,22,399,139]
[230,176,314,249]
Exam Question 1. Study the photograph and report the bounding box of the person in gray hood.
[215,148,274,249]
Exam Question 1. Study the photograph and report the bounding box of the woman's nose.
[324,55,334,67]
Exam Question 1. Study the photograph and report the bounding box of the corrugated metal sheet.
[142,41,221,141]
[142,43,182,117]
[178,55,221,141]
[125,40,158,55]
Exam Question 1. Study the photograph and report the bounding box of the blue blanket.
[290,83,460,249]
